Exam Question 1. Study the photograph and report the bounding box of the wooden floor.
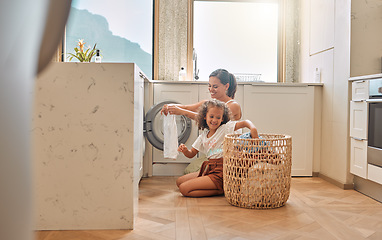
[35,177,382,240]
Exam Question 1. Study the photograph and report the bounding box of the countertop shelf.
[349,73,382,81]
[149,80,323,86]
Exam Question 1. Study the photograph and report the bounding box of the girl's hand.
[250,127,259,139]
[178,143,188,154]
[235,119,259,139]
[179,145,199,158]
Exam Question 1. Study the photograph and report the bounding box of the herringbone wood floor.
[35,177,382,240]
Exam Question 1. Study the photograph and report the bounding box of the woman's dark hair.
[209,69,237,99]
[196,99,231,130]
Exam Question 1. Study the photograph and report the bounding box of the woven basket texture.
[223,133,292,209]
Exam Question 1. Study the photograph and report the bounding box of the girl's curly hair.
[196,99,231,130]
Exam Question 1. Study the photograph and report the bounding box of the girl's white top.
[192,121,236,159]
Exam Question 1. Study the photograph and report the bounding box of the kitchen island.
[33,63,145,230]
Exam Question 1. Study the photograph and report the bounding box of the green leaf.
[67,41,99,62]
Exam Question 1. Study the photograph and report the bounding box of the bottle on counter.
[179,67,186,81]
[95,49,101,63]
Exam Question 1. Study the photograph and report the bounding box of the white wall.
[300,0,352,184]
[350,0,382,77]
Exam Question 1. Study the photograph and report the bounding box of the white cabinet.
[352,80,369,101]
[198,83,210,101]
[349,101,368,139]
[154,84,199,106]
[368,164,382,185]
[243,85,318,176]
[349,80,368,140]
[349,80,368,179]
[350,138,368,178]
[198,84,244,110]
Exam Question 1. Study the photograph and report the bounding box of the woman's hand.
[167,104,183,115]
[160,101,204,120]
[161,104,183,116]
[160,104,169,115]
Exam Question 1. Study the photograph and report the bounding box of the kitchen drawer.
[350,138,368,179]
[368,164,382,185]
[352,80,369,101]
[350,100,368,139]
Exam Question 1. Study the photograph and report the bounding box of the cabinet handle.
[352,100,364,102]
[352,137,364,141]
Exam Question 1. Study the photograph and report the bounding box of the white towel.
[163,114,179,160]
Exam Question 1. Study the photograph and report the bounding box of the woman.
[161,69,242,121]
[160,69,242,174]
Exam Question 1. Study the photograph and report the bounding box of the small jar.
[179,67,186,81]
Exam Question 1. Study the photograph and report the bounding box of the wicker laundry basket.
[223,133,292,209]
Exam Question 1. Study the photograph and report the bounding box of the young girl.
[176,99,259,197]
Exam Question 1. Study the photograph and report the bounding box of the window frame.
[186,0,286,82]
[61,1,155,80]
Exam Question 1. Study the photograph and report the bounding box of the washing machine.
[144,83,199,176]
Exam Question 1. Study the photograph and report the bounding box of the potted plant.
[67,39,97,62]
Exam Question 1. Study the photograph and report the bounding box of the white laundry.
[163,114,179,159]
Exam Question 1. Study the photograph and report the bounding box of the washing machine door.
[144,101,192,151]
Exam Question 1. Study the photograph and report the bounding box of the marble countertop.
[349,73,382,81]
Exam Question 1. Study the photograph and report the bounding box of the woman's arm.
[167,105,198,120]
[178,144,199,158]
[234,120,259,138]
[227,101,242,120]
[161,100,206,120]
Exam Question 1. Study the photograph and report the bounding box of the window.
[65,0,154,79]
[190,0,284,82]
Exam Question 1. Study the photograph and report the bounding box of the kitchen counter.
[349,73,382,81]
[33,62,145,230]
[150,80,323,87]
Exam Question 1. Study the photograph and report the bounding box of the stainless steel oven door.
[367,99,382,167]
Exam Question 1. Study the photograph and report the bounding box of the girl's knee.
[178,184,191,197]
[176,176,184,187]
[176,172,198,187]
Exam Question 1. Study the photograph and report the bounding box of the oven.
[367,78,382,168]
